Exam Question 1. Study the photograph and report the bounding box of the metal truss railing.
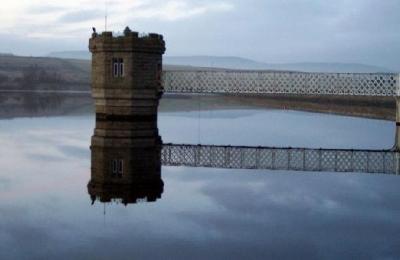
[162,71,399,97]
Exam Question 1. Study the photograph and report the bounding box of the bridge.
[162,71,399,96]
[162,144,400,175]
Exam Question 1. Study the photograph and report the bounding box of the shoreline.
[0,91,395,121]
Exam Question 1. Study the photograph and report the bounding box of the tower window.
[111,159,123,177]
[112,58,124,77]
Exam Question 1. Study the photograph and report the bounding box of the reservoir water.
[0,97,398,259]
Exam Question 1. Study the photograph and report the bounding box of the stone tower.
[88,28,165,205]
[89,27,165,120]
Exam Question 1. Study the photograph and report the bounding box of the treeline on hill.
[0,55,91,91]
[18,65,64,84]
[0,74,7,84]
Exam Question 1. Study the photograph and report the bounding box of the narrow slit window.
[111,159,123,177]
[119,58,124,77]
[118,159,123,175]
[113,59,119,77]
[112,58,124,78]
[112,159,118,174]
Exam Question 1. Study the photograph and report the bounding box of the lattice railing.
[162,71,399,96]
[162,144,400,175]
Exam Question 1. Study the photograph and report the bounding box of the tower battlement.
[89,30,165,54]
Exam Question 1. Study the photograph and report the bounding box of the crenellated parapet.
[89,31,165,54]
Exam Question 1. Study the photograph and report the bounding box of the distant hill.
[0,53,14,57]
[164,56,395,73]
[48,51,91,60]
[2,52,396,91]
[0,54,196,91]
[48,51,394,73]
[0,55,90,90]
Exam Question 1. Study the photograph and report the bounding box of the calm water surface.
[0,107,398,259]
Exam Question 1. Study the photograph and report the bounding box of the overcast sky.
[0,0,399,70]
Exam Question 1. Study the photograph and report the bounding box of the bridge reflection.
[162,144,399,175]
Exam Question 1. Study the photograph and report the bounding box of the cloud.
[0,0,399,70]
[27,4,65,14]
[0,0,234,39]
[58,9,104,23]
[131,1,234,21]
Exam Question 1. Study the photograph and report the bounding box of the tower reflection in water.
[88,116,163,206]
